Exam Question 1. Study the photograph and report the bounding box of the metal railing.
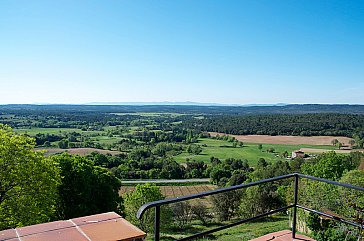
[137,173,364,241]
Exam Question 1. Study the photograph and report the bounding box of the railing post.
[292,174,299,239]
[154,206,160,241]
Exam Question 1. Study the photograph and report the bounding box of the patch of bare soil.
[209,132,354,146]
[119,185,216,198]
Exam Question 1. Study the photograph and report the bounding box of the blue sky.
[1,0,363,104]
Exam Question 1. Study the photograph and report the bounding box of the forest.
[1,104,364,240]
[189,113,364,137]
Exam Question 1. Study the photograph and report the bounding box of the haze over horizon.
[1,1,363,105]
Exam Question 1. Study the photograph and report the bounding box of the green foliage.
[239,184,285,219]
[338,170,364,228]
[185,160,207,178]
[296,153,364,240]
[0,124,60,229]
[123,183,167,232]
[312,226,354,241]
[192,113,364,137]
[170,202,193,229]
[301,152,361,180]
[52,153,123,219]
[211,190,242,221]
[111,155,208,180]
[258,144,263,151]
[190,202,212,225]
[340,170,364,207]
[186,144,202,155]
[239,160,291,219]
[253,160,291,180]
[208,158,252,185]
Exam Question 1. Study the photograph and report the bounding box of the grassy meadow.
[174,138,336,166]
[14,127,337,167]
[152,215,290,241]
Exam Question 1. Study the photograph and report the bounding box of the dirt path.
[209,132,353,146]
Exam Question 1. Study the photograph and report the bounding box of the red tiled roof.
[0,212,146,241]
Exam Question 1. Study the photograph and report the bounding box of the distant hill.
[1,104,364,115]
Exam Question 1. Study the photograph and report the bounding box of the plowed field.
[119,185,215,198]
[209,132,353,146]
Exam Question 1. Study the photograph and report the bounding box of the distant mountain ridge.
[84,101,289,106]
[1,104,364,115]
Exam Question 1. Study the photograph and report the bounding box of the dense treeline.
[0,125,122,229]
[2,104,364,115]
[3,122,364,241]
[187,113,364,138]
[121,150,364,241]
[2,106,364,142]
[86,151,207,179]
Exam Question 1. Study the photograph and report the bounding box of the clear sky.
[1,0,363,105]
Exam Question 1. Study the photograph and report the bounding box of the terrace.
[0,212,146,241]
[0,173,362,241]
[137,173,364,241]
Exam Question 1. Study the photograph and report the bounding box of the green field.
[14,127,337,167]
[153,215,290,241]
[14,127,104,136]
[174,138,335,166]
[91,135,122,145]
[113,112,186,117]
[14,127,82,135]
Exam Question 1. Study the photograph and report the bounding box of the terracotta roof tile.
[71,212,120,226]
[0,229,17,241]
[0,212,146,241]
[16,220,74,237]
[21,227,89,241]
[80,217,146,241]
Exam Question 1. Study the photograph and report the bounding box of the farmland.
[1,104,364,241]
[173,138,336,166]
[119,185,215,198]
[1,104,364,172]
[209,132,354,146]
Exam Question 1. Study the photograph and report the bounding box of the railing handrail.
[297,173,364,191]
[136,172,364,241]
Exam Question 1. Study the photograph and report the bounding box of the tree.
[301,152,359,180]
[170,202,193,229]
[187,144,202,155]
[239,184,284,218]
[331,139,339,146]
[123,183,167,232]
[232,141,238,148]
[338,170,364,217]
[210,166,231,185]
[258,144,263,151]
[338,142,343,149]
[0,124,60,229]
[190,202,212,225]
[58,140,69,149]
[52,153,123,219]
[349,139,356,147]
[211,190,242,221]
[267,147,275,153]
